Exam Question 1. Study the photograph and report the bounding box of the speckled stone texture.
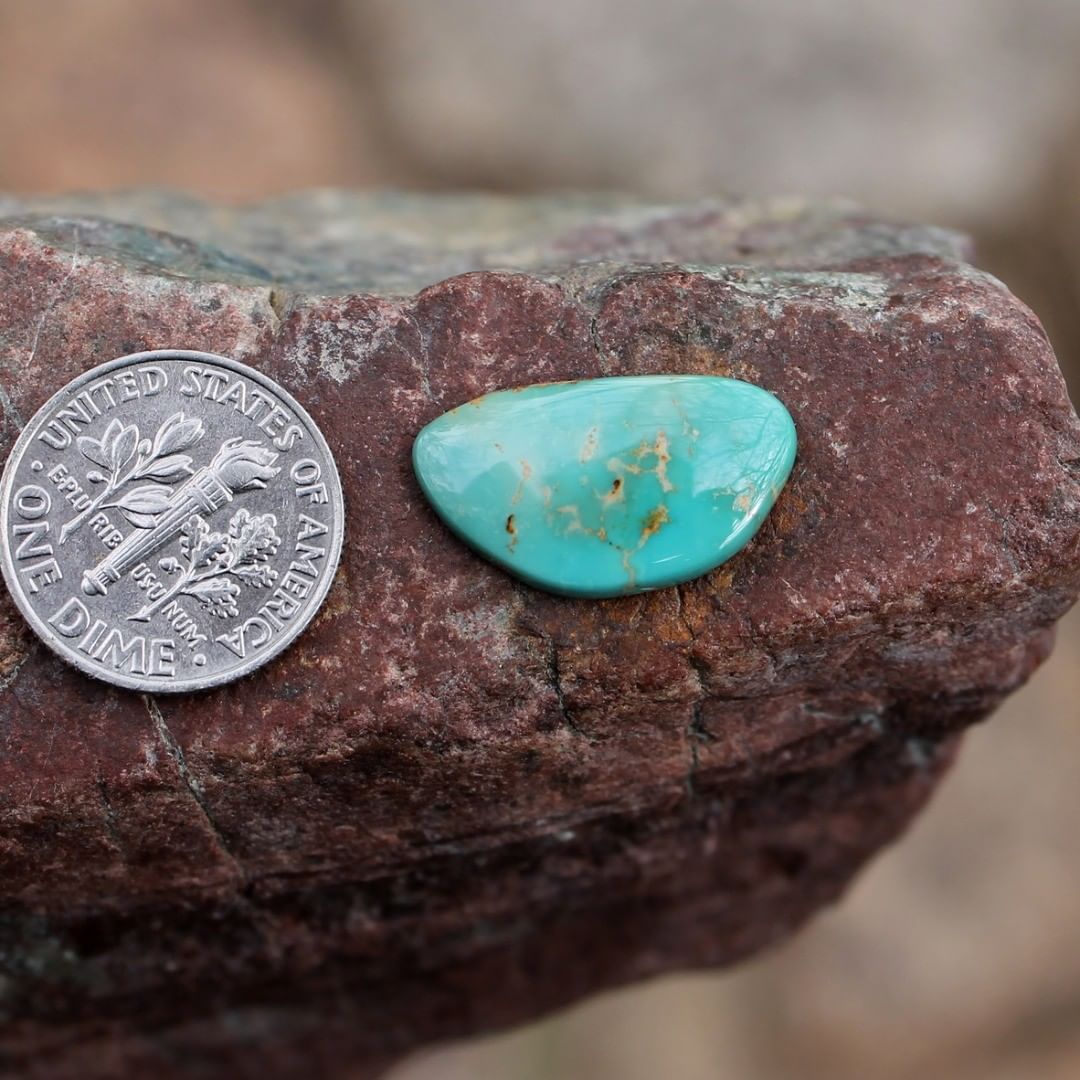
[0,193,1077,1080]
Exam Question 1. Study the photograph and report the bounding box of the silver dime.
[0,350,344,692]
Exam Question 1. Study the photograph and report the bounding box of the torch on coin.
[81,438,281,597]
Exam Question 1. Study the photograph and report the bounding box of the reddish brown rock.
[0,194,1077,1080]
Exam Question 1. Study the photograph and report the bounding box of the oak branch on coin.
[133,508,282,622]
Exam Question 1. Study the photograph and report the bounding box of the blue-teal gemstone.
[412,375,796,598]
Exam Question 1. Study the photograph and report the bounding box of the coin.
[0,350,344,692]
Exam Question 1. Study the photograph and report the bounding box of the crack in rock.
[142,694,243,879]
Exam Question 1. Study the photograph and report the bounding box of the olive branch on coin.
[60,413,205,543]
[130,508,281,622]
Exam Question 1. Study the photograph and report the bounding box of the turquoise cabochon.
[412,375,797,598]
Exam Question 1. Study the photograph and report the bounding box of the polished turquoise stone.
[412,375,796,598]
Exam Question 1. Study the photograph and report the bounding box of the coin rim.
[0,349,345,694]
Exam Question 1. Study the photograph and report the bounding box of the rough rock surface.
[0,193,1077,1080]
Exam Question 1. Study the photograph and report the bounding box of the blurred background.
[1,2,1078,1077]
